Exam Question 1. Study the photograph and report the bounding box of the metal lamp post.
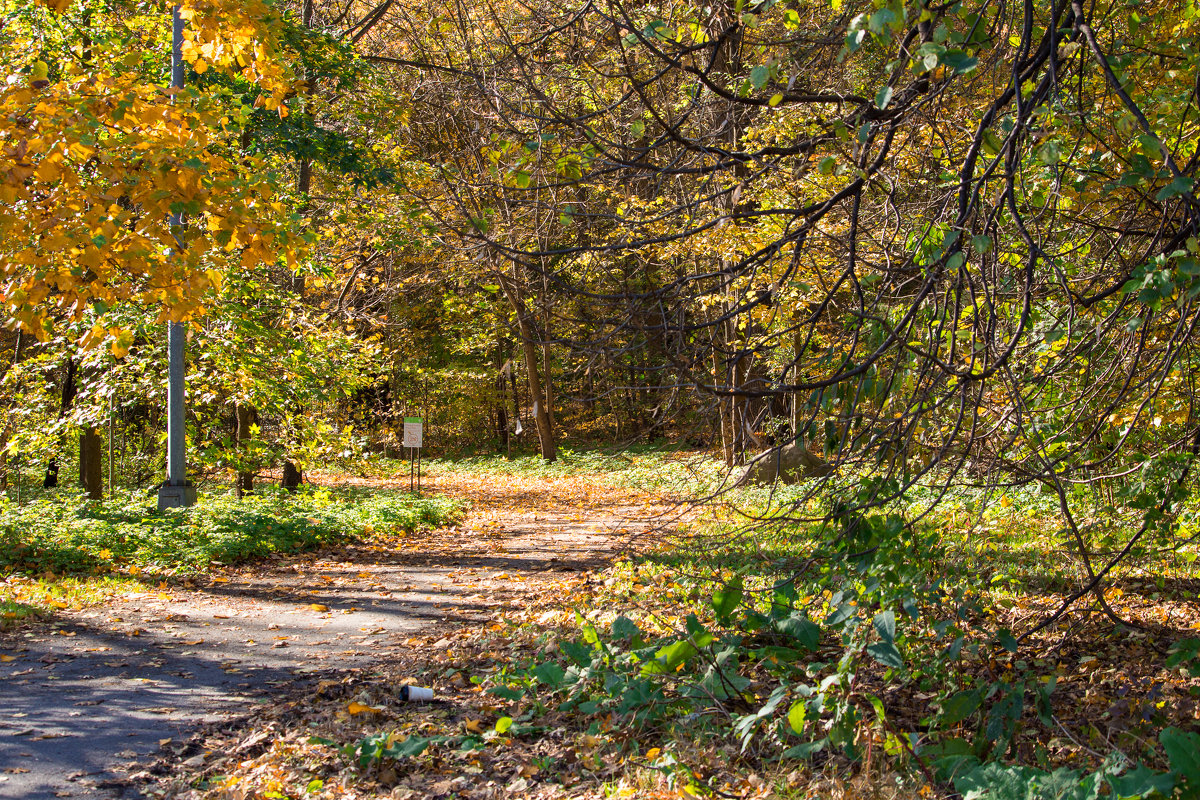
[157,5,196,510]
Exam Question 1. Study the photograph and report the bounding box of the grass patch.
[0,485,463,623]
[422,445,724,494]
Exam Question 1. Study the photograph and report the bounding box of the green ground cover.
[0,486,462,626]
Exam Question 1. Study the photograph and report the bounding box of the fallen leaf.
[310,604,330,612]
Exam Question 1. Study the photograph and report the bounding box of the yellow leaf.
[0,655,17,662]
[347,701,381,715]
[645,747,660,760]
[310,603,329,612]
[463,718,485,734]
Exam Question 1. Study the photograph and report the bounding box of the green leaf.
[940,49,978,74]
[630,119,645,139]
[873,609,896,644]
[486,685,524,701]
[1156,176,1194,202]
[782,738,826,759]
[866,641,903,668]
[786,700,807,734]
[533,661,566,687]
[712,576,743,620]
[494,716,513,734]
[938,689,981,725]
[750,64,770,90]
[560,639,593,667]
[387,736,432,758]
[1107,764,1175,799]
[982,130,1004,156]
[654,639,697,670]
[1161,728,1200,781]
[868,8,897,34]
[972,234,993,254]
[1138,133,1162,158]
[513,171,531,189]
[1037,141,1062,166]
[954,762,1041,800]
[777,614,820,650]
[611,615,642,641]
[875,86,893,110]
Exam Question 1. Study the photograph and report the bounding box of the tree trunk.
[235,403,256,498]
[79,428,102,500]
[495,361,510,453]
[281,460,302,491]
[501,278,555,461]
[45,357,78,488]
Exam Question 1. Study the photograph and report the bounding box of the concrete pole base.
[157,483,197,511]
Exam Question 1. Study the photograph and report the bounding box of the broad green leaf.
[1156,176,1194,202]
[777,614,820,650]
[486,685,524,701]
[786,700,807,734]
[868,8,896,34]
[866,641,903,668]
[1161,728,1200,781]
[533,661,565,687]
[560,639,593,667]
[782,738,826,759]
[938,689,981,725]
[654,639,697,670]
[1108,764,1176,799]
[1037,141,1062,166]
[611,615,641,641]
[873,609,896,644]
[712,576,743,619]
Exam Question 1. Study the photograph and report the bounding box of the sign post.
[403,417,423,493]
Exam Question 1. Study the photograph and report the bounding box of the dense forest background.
[6,0,1200,509]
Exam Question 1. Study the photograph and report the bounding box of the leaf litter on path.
[26,467,677,800]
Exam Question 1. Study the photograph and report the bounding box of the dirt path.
[0,472,661,800]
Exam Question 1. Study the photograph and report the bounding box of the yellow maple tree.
[1,0,305,343]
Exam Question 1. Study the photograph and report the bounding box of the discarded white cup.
[399,685,434,702]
